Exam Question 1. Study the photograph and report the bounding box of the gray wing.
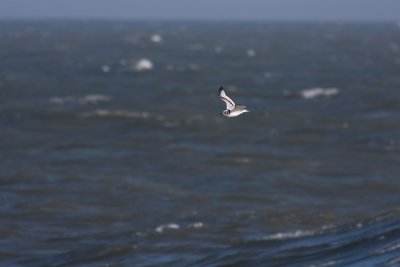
[234,105,248,112]
[218,87,236,110]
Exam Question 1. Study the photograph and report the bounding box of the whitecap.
[387,255,400,265]
[101,65,111,73]
[261,229,316,240]
[373,240,400,254]
[151,34,162,43]
[79,94,112,104]
[188,222,204,229]
[49,95,111,105]
[49,96,74,104]
[81,109,150,119]
[155,223,180,233]
[246,49,256,57]
[134,59,153,72]
[301,87,339,99]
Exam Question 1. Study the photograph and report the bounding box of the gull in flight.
[218,86,249,117]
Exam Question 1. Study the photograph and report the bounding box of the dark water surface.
[1,21,400,266]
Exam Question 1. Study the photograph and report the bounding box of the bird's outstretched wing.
[218,87,235,110]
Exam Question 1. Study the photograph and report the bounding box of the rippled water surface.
[1,21,400,266]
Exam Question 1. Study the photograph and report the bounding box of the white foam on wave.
[301,87,339,99]
[79,94,112,104]
[49,94,111,105]
[101,65,111,73]
[188,222,204,229]
[261,229,316,240]
[134,59,153,72]
[373,240,400,255]
[246,49,256,57]
[154,221,204,234]
[387,255,400,266]
[155,223,180,233]
[151,34,162,43]
[81,109,150,119]
[49,96,74,104]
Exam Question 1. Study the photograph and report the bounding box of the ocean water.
[0,21,400,266]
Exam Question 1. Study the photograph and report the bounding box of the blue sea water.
[0,21,400,266]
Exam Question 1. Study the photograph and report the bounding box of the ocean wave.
[189,43,205,51]
[151,34,162,43]
[155,222,204,234]
[163,63,202,72]
[119,58,154,72]
[309,261,338,267]
[79,109,209,128]
[301,87,339,99]
[232,157,252,164]
[49,94,112,105]
[194,211,400,266]
[134,58,154,72]
[260,229,317,240]
[246,49,256,57]
[372,240,400,255]
[101,65,111,73]
[155,223,180,234]
[188,222,204,229]
[81,109,151,119]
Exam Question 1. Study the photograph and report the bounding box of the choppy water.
[1,21,400,266]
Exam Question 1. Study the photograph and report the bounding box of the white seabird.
[218,86,249,117]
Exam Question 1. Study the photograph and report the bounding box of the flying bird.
[218,86,249,117]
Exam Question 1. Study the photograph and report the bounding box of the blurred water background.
[1,21,400,266]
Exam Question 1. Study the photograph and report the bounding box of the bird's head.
[221,110,230,116]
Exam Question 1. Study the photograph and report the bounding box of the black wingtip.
[218,86,224,94]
